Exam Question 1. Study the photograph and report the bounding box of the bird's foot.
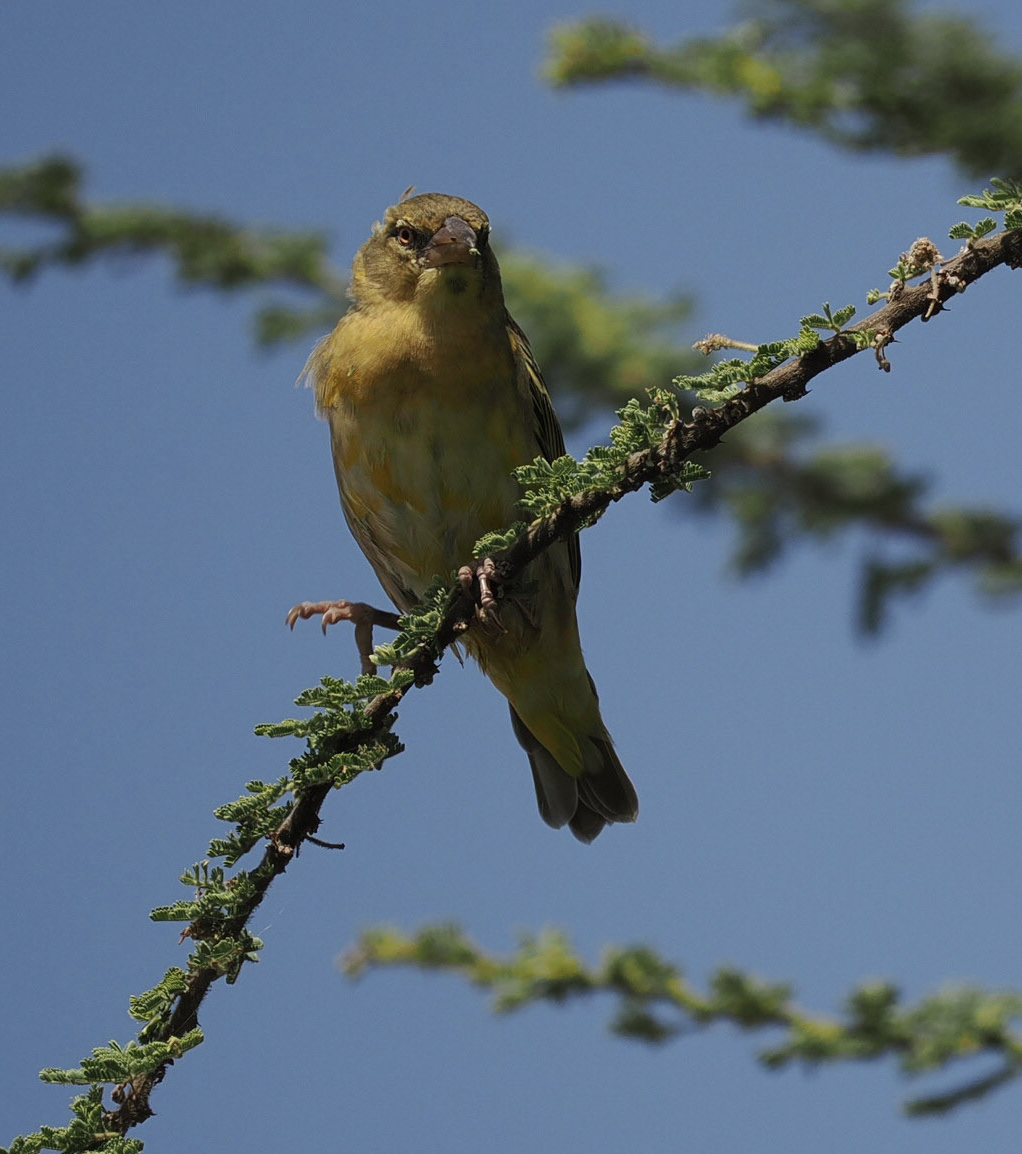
[286,599,402,675]
[457,557,508,633]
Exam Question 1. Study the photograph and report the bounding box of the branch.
[690,421,1022,633]
[544,1,1022,180]
[7,195,1021,1147]
[342,924,1022,1115]
[502,227,1022,576]
[127,221,1022,1130]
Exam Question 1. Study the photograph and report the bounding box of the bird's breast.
[318,307,537,601]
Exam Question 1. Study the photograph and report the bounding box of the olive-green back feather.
[506,314,582,592]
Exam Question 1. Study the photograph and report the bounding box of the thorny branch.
[105,225,1021,1136]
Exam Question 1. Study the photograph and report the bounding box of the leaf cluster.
[0,156,337,295]
[342,924,1022,1115]
[254,672,410,788]
[1,1087,144,1154]
[696,414,1022,630]
[955,176,1022,230]
[38,1035,204,1089]
[516,388,711,518]
[545,0,1022,179]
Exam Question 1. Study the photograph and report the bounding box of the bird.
[292,192,637,842]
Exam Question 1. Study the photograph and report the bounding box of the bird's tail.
[468,553,637,842]
[508,694,638,843]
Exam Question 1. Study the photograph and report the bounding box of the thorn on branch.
[782,379,809,402]
[305,835,347,850]
[693,332,758,355]
[873,329,895,372]
[922,277,945,321]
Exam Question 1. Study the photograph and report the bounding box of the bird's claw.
[286,599,401,675]
[287,599,357,635]
[458,558,507,633]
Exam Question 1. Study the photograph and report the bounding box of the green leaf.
[39,1032,203,1086]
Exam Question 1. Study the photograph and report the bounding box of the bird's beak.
[419,216,479,269]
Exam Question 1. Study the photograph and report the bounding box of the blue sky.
[3,2,1022,1151]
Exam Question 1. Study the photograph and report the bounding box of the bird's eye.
[395,225,416,247]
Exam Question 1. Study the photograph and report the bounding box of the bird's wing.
[506,314,581,592]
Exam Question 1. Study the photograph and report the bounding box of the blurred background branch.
[344,923,1022,1116]
[545,0,1022,180]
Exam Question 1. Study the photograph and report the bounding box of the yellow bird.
[296,192,637,841]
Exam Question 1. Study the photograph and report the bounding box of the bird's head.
[350,192,503,311]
